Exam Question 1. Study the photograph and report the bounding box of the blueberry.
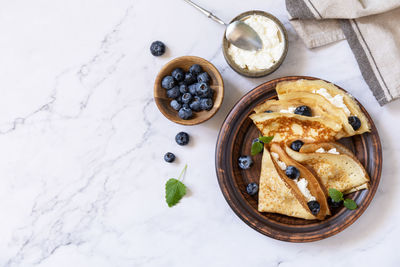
[172,68,185,82]
[164,152,175,163]
[178,107,193,120]
[196,82,211,98]
[290,140,304,152]
[238,155,253,170]
[246,182,259,196]
[189,64,202,75]
[175,132,189,146]
[307,200,320,215]
[189,98,201,112]
[179,84,188,94]
[328,197,343,208]
[166,86,180,98]
[170,99,181,111]
[188,83,198,95]
[182,103,189,109]
[348,116,361,131]
[175,95,182,103]
[150,41,166,56]
[200,98,213,111]
[161,76,176,90]
[294,105,312,117]
[181,93,192,104]
[252,138,263,145]
[197,72,210,84]
[184,72,196,85]
[264,110,273,113]
[285,165,300,179]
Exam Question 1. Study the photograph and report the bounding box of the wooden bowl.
[154,56,224,125]
[215,76,382,242]
[222,10,288,78]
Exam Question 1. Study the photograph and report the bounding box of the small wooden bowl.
[154,56,224,125]
[222,10,288,78]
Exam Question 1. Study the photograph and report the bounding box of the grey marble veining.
[0,0,398,266]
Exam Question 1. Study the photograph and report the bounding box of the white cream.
[315,147,340,154]
[270,152,287,170]
[279,106,296,113]
[227,14,285,71]
[312,88,351,116]
[294,178,316,201]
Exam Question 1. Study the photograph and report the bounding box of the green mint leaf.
[258,136,274,144]
[251,141,263,156]
[329,188,344,202]
[343,199,357,210]
[165,178,187,207]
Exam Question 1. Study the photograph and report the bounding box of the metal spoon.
[182,0,263,51]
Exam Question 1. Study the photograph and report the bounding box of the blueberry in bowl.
[154,56,224,125]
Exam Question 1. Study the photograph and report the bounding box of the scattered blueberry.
[328,197,343,208]
[164,152,176,163]
[175,132,189,146]
[197,72,210,84]
[189,64,202,75]
[348,116,361,131]
[150,41,166,56]
[200,98,213,111]
[238,155,253,170]
[181,93,192,104]
[264,110,273,113]
[178,107,193,120]
[189,98,201,112]
[183,72,196,85]
[172,68,184,82]
[166,86,180,99]
[196,82,211,98]
[294,105,312,117]
[307,200,320,215]
[161,76,175,89]
[246,182,259,196]
[179,84,188,94]
[170,99,181,111]
[188,83,197,95]
[285,165,300,179]
[290,140,304,152]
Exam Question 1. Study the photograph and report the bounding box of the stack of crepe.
[250,79,370,220]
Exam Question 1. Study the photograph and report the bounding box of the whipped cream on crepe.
[315,147,340,154]
[228,14,285,71]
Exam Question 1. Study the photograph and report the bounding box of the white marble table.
[0,0,399,266]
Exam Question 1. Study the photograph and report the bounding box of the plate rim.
[215,76,382,242]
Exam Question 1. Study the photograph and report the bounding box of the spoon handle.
[182,0,226,26]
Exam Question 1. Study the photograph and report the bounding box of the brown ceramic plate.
[215,76,382,242]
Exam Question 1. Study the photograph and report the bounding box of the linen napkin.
[286,0,400,106]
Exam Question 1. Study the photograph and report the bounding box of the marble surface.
[0,0,399,266]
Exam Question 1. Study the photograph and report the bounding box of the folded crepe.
[249,112,342,143]
[285,142,370,194]
[276,79,370,136]
[258,144,330,220]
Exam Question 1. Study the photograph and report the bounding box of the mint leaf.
[251,141,263,156]
[344,199,357,210]
[258,136,274,144]
[329,188,344,202]
[165,178,186,207]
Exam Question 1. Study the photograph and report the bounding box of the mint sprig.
[251,135,274,156]
[165,164,187,207]
[328,188,358,210]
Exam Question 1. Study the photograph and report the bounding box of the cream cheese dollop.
[227,14,285,71]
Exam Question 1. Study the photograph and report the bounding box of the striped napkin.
[286,0,400,106]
